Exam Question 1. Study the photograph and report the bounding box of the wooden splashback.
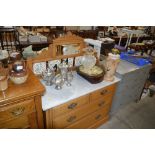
[27,32,86,72]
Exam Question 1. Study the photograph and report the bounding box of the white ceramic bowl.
[10,74,28,84]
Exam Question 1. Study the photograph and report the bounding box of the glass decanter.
[66,71,73,86]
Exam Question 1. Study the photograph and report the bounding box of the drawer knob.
[98,101,105,107]
[95,114,102,120]
[100,90,108,95]
[11,107,25,116]
[67,116,76,123]
[68,103,78,109]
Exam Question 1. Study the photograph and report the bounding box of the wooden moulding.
[45,109,53,129]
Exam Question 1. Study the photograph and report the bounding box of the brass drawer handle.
[68,103,78,109]
[95,114,102,120]
[11,107,25,116]
[100,89,108,95]
[67,116,76,123]
[98,101,105,107]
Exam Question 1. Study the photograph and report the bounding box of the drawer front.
[90,84,116,102]
[90,95,112,111]
[53,99,111,129]
[53,103,92,129]
[66,107,109,129]
[0,116,30,129]
[0,99,35,123]
[53,94,89,118]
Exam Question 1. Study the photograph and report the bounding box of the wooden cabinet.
[0,70,45,129]
[45,83,117,129]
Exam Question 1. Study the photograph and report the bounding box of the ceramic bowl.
[10,73,28,84]
[10,69,28,84]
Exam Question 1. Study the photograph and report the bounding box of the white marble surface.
[41,72,120,111]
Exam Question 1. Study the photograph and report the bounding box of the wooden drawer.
[53,103,92,129]
[0,115,29,129]
[89,95,112,111]
[53,98,111,129]
[66,107,109,129]
[0,99,35,123]
[0,112,38,129]
[90,84,116,102]
[53,94,89,118]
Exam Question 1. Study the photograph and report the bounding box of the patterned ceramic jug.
[104,53,120,81]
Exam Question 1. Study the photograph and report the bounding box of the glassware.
[42,68,55,86]
[53,61,74,89]
[66,71,73,86]
[58,61,68,80]
[0,75,8,91]
[0,62,8,91]
[81,46,97,71]
[81,55,96,71]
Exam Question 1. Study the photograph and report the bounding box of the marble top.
[41,72,120,111]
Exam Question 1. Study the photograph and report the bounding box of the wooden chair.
[0,27,21,52]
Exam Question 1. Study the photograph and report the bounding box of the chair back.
[0,27,21,52]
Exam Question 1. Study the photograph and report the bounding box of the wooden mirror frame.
[49,32,85,58]
[27,32,88,75]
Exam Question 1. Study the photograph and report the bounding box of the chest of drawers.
[0,71,45,129]
[45,83,117,129]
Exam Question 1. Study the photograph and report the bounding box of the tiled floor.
[98,96,155,129]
